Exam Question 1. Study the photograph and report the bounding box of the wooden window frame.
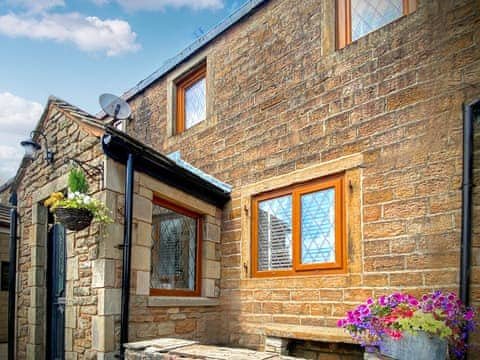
[175,63,207,134]
[150,196,203,297]
[251,173,346,278]
[336,0,417,49]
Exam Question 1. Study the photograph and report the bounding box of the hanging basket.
[55,207,93,231]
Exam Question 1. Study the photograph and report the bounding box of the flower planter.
[380,332,448,360]
[55,207,93,231]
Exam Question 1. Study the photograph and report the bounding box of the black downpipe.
[120,153,134,359]
[8,192,18,360]
[460,100,479,307]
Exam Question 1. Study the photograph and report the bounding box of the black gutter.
[120,153,134,359]
[460,99,479,306]
[8,192,18,360]
[101,126,230,208]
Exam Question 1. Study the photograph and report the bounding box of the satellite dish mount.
[99,93,131,123]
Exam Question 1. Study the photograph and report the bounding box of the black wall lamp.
[20,130,55,164]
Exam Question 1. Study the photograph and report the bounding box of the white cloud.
[6,0,65,13]
[0,92,43,182]
[97,0,224,11]
[0,92,43,135]
[0,12,141,56]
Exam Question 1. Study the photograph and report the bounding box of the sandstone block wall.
[124,0,480,350]
[104,159,225,346]
[14,106,106,359]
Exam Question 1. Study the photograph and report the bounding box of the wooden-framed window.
[336,0,417,49]
[176,63,207,134]
[251,174,346,277]
[150,197,202,296]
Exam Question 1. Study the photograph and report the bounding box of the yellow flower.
[44,192,64,208]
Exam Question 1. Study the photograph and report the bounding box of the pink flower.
[408,298,419,306]
[464,310,474,321]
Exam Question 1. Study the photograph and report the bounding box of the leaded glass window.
[176,63,207,133]
[185,77,206,129]
[301,188,335,264]
[351,0,403,41]
[252,175,345,277]
[336,0,417,49]
[150,199,201,295]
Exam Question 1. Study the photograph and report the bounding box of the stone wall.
[13,105,106,359]
[104,159,224,347]
[124,0,480,350]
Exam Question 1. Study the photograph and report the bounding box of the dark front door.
[47,224,66,360]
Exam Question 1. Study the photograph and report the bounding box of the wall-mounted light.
[20,130,54,165]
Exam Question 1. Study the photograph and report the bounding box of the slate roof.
[98,0,268,118]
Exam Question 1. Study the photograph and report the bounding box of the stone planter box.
[380,332,448,360]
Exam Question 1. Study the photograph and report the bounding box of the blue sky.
[0,0,243,182]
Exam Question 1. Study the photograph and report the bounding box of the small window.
[251,174,345,277]
[150,197,202,296]
[336,0,417,49]
[176,63,207,134]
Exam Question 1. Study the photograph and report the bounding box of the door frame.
[46,223,66,360]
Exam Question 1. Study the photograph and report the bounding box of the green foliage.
[397,310,452,339]
[68,168,89,194]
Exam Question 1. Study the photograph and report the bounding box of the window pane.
[257,195,292,271]
[351,0,403,41]
[185,77,206,129]
[301,188,335,264]
[151,204,197,291]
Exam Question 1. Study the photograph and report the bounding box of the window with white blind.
[251,174,346,277]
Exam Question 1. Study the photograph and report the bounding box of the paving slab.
[170,344,277,359]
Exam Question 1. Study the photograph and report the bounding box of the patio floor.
[124,338,300,359]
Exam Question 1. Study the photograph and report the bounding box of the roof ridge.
[97,0,268,118]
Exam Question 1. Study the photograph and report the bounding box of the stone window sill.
[147,296,219,307]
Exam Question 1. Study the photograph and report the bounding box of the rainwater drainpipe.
[120,153,134,359]
[460,99,479,307]
[8,191,18,360]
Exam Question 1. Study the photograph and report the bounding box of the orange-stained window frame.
[336,0,417,49]
[150,196,202,297]
[251,173,346,278]
[175,63,207,134]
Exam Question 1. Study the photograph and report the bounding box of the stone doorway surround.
[26,174,68,359]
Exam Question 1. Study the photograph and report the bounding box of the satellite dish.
[99,93,131,121]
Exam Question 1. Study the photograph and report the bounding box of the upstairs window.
[336,0,417,49]
[251,174,345,277]
[176,63,207,134]
[150,197,202,296]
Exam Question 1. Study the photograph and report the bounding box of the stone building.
[3,0,480,359]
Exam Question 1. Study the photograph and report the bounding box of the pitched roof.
[8,96,106,192]
[102,126,231,207]
[48,96,105,136]
[98,0,268,118]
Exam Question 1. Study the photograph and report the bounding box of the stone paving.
[124,338,301,360]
